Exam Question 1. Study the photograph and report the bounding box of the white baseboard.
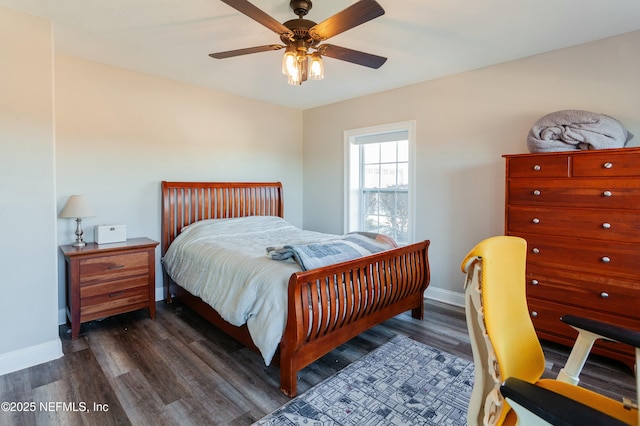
[425,286,464,308]
[0,338,63,376]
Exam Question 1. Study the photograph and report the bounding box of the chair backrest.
[462,236,546,425]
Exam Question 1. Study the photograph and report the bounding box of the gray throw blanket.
[527,110,633,153]
[266,232,396,271]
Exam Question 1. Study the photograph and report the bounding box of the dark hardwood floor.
[0,299,635,425]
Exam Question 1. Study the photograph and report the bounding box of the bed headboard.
[161,181,284,255]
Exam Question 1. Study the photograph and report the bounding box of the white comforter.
[162,216,339,365]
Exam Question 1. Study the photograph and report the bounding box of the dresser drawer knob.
[602,222,611,229]
[532,218,540,224]
[108,264,125,270]
[531,279,539,285]
[602,190,612,197]
[603,162,613,169]
[109,291,125,298]
[531,311,538,317]
[532,248,540,254]
[600,292,609,299]
[533,165,541,171]
[601,256,611,263]
[533,190,541,196]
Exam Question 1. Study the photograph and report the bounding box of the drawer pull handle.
[532,190,541,196]
[532,218,540,224]
[600,292,609,299]
[109,291,125,298]
[531,311,538,317]
[532,248,540,254]
[603,162,613,169]
[531,279,539,285]
[602,222,611,229]
[108,265,125,270]
[533,165,541,171]
[602,190,612,197]
[601,256,611,263]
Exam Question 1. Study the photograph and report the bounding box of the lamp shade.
[59,195,96,218]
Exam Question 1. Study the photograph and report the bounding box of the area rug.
[254,335,474,425]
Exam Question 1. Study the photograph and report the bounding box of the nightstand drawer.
[79,252,149,284]
[80,275,149,299]
[80,285,150,321]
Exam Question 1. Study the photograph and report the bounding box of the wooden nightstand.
[60,237,159,339]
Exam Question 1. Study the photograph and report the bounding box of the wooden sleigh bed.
[161,181,430,397]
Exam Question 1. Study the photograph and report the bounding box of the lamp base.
[72,217,86,248]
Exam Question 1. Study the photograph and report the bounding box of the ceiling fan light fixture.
[282,45,297,75]
[211,0,387,86]
[309,52,324,80]
[287,55,307,85]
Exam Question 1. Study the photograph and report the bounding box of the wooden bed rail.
[279,239,431,396]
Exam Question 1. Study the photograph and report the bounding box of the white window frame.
[344,120,416,244]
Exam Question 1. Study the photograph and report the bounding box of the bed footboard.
[279,240,430,397]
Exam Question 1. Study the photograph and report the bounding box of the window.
[345,121,415,245]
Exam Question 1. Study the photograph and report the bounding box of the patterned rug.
[254,335,474,425]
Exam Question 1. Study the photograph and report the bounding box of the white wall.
[54,55,304,316]
[0,7,62,373]
[302,31,640,306]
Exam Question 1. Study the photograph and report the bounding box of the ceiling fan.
[209,0,387,85]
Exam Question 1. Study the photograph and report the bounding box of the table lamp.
[59,195,96,247]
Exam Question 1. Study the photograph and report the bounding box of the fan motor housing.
[290,0,312,17]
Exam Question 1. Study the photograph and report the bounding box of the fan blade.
[319,44,387,69]
[219,0,293,37]
[209,44,284,59]
[309,0,384,41]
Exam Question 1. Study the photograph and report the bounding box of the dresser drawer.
[516,233,639,280]
[572,151,640,177]
[507,206,640,242]
[79,252,150,284]
[525,266,640,319]
[527,298,638,362]
[80,285,150,322]
[506,155,569,178]
[507,177,640,209]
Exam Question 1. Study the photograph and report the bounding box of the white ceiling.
[2,0,640,109]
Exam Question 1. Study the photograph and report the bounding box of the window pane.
[364,164,379,188]
[364,191,379,215]
[380,163,397,188]
[397,140,409,162]
[380,141,396,163]
[364,215,379,233]
[363,143,379,164]
[397,162,409,186]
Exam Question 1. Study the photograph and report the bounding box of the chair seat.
[536,379,636,425]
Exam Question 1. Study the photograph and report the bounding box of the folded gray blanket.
[527,110,633,153]
[266,232,396,271]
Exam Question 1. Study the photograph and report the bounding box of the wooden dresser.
[61,237,159,339]
[504,147,640,369]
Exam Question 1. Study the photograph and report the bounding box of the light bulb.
[309,53,324,80]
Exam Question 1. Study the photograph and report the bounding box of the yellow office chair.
[461,236,639,426]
